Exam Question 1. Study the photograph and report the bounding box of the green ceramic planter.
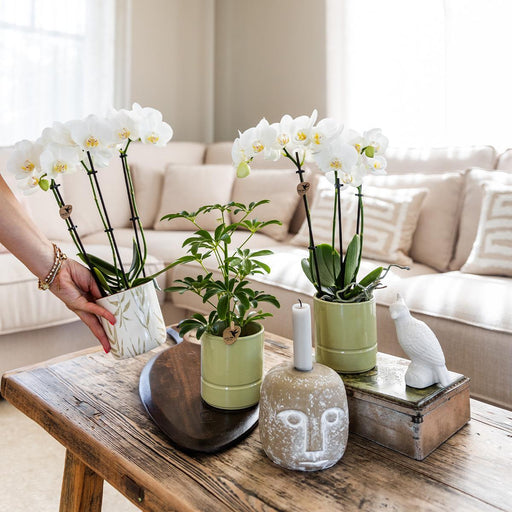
[314,296,377,374]
[201,322,264,410]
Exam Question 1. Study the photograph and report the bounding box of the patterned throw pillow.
[461,184,512,276]
[291,177,428,265]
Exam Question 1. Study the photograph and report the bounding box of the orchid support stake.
[291,150,322,296]
[335,174,345,284]
[119,140,146,277]
[49,180,106,296]
[86,152,129,289]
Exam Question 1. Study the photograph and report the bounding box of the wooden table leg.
[59,449,104,512]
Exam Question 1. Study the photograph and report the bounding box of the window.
[0,0,116,146]
[327,0,512,149]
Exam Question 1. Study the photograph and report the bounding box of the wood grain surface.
[139,340,259,453]
[2,334,512,512]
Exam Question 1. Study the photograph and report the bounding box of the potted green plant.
[232,111,406,373]
[7,103,175,358]
[162,201,281,410]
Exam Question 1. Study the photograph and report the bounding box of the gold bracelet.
[38,244,68,291]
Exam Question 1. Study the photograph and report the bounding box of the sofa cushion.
[292,178,428,266]
[0,243,164,335]
[450,168,512,270]
[231,169,303,241]
[388,271,512,335]
[385,145,496,173]
[81,228,284,288]
[460,184,512,276]
[153,164,236,231]
[364,172,465,271]
[169,245,437,341]
[130,142,206,228]
[495,148,512,170]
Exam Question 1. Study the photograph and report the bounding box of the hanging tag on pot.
[223,322,241,345]
[59,204,73,219]
[297,182,311,196]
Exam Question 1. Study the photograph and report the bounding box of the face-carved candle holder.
[259,362,349,471]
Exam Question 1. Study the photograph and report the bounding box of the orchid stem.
[50,180,105,296]
[120,139,146,278]
[86,152,129,289]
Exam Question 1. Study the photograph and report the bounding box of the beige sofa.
[0,142,511,411]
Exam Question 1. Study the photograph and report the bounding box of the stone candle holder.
[259,362,349,471]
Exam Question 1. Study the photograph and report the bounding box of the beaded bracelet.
[38,244,68,291]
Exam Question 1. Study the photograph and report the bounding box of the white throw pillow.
[450,168,512,270]
[154,164,236,231]
[461,184,512,276]
[292,176,428,266]
[364,172,465,271]
[230,169,304,241]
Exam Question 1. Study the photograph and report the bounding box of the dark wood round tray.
[139,340,259,453]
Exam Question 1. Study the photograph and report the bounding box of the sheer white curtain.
[327,0,512,149]
[0,0,116,146]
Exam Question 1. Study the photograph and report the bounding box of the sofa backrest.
[385,145,497,173]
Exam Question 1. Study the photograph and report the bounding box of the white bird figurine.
[389,294,452,388]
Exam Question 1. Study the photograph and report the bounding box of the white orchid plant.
[232,110,407,303]
[7,103,174,296]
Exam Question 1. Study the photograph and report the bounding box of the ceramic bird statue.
[389,294,451,388]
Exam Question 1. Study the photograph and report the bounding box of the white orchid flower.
[231,137,251,177]
[274,110,318,162]
[360,154,387,176]
[6,140,43,180]
[18,171,47,195]
[67,114,117,168]
[363,128,389,156]
[39,122,75,147]
[313,136,359,186]
[40,142,81,180]
[130,103,173,146]
[107,108,141,146]
[310,117,343,152]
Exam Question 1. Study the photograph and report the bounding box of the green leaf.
[301,257,317,288]
[364,146,375,158]
[92,268,112,294]
[217,294,229,320]
[344,234,361,287]
[312,244,341,288]
[359,266,383,288]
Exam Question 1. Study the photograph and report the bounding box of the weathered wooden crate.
[341,353,471,460]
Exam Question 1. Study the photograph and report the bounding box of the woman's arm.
[0,175,115,352]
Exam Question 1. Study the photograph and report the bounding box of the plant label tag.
[59,205,73,219]
[223,324,241,345]
[297,182,311,196]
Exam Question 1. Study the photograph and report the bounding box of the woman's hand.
[50,258,116,353]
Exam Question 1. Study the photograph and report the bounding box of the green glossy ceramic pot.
[314,296,377,374]
[201,322,264,410]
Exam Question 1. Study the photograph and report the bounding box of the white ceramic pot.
[96,281,167,359]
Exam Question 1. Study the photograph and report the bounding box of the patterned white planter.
[96,281,167,359]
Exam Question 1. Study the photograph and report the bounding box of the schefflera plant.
[162,201,281,339]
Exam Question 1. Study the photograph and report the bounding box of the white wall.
[129,0,327,142]
[130,0,214,142]
[214,0,327,141]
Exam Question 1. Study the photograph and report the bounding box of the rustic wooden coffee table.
[1,333,511,511]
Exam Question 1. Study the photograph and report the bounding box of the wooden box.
[341,353,471,460]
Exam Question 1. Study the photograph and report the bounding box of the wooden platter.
[139,333,259,453]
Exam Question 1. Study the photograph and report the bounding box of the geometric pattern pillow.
[461,184,512,276]
[291,177,428,266]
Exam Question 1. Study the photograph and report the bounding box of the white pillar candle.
[292,300,313,371]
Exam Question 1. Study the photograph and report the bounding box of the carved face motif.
[260,363,349,471]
